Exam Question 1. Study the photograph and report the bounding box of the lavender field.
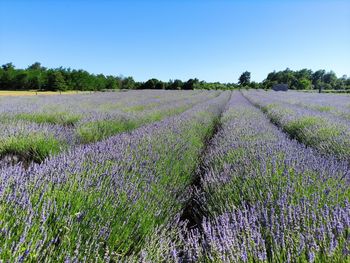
[0,90,349,262]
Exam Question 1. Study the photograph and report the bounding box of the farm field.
[0,90,349,262]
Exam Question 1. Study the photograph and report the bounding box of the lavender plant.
[0,92,229,261]
[1,90,349,262]
[0,90,218,165]
[130,92,349,262]
[243,90,350,160]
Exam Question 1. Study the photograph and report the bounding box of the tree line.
[0,62,349,91]
[238,69,350,91]
[0,62,235,91]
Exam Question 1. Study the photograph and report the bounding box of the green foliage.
[77,120,138,143]
[262,106,350,158]
[238,71,251,86]
[77,106,190,143]
[297,78,312,90]
[283,116,346,155]
[284,116,322,139]
[15,112,81,126]
[0,63,129,91]
[139,78,164,89]
[123,103,159,112]
[315,105,334,112]
[46,70,68,91]
[167,79,183,90]
[0,134,64,163]
[263,68,349,91]
[1,62,348,91]
[182,78,200,90]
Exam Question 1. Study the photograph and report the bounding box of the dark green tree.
[27,62,44,71]
[14,72,29,90]
[27,75,42,90]
[168,79,183,90]
[2,63,15,71]
[105,76,118,89]
[183,78,199,90]
[297,78,312,90]
[121,77,135,89]
[46,70,68,91]
[141,78,160,89]
[0,63,15,89]
[238,71,251,86]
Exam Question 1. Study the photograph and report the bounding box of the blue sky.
[0,0,349,82]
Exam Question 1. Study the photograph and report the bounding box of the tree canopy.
[238,71,251,86]
[0,63,348,92]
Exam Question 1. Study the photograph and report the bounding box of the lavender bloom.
[0,91,229,261]
[148,91,350,262]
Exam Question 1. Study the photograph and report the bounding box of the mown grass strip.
[76,106,189,144]
[15,112,81,126]
[77,119,138,144]
[0,134,65,164]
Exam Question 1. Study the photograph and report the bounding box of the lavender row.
[0,90,219,166]
[0,90,217,124]
[249,90,350,120]
[242,90,350,160]
[131,92,350,262]
[195,92,349,262]
[0,91,230,261]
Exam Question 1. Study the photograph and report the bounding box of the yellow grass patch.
[0,90,90,96]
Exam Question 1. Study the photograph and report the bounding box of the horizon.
[1,0,349,83]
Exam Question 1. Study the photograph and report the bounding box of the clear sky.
[0,0,349,82]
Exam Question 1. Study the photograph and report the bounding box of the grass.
[98,103,123,111]
[15,112,81,126]
[0,90,84,96]
[0,134,65,163]
[283,116,349,156]
[77,106,189,143]
[314,105,334,112]
[77,119,139,143]
[123,103,159,112]
[143,106,188,123]
[284,116,321,139]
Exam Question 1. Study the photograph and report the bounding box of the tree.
[121,77,135,89]
[297,78,312,90]
[27,62,44,71]
[2,63,15,71]
[238,71,251,86]
[249,81,260,89]
[0,63,15,89]
[70,70,93,90]
[183,78,199,90]
[46,70,68,91]
[141,79,155,89]
[94,74,107,91]
[323,71,337,87]
[312,70,326,90]
[105,76,118,89]
[14,72,29,90]
[27,75,42,90]
[167,79,183,90]
[295,68,312,81]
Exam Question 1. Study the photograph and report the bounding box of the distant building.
[272,84,288,91]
